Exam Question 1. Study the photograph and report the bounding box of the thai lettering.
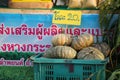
[58,27,64,34]
[51,24,58,35]
[25,58,33,66]
[1,44,7,52]
[66,28,73,35]
[14,44,21,51]
[34,44,39,52]
[7,44,14,51]
[11,27,15,35]
[0,58,33,66]
[74,28,80,36]
[15,27,22,35]
[81,28,88,34]
[0,23,102,40]
[28,28,35,35]
[21,44,27,51]
[95,28,102,36]
[27,44,33,52]
[0,43,52,53]
[21,24,28,35]
[40,49,45,52]
[36,24,43,40]
[80,28,102,36]
[54,11,65,20]
[46,44,51,48]
[4,27,10,34]
[0,58,24,66]
[44,28,50,35]
[0,24,4,34]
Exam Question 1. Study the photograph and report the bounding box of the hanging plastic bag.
[52,0,69,6]
[98,0,105,5]
[82,0,97,8]
[68,0,83,8]
[68,0,98,9]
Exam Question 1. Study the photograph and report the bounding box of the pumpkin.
[43,46,77,59]
[71,33,94,51]
[91,42,111,57]
[52,34,72,46]
[77,47,105,60]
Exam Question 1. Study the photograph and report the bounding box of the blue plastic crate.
[31,54,107,80]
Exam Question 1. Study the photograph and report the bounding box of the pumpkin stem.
[90,51,94,54]
[96,35,99,43]
[63,42,67,46]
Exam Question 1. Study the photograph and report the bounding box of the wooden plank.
[0,8,99,14]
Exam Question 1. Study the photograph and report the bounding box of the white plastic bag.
[82,0,97,8]
[68,0,83,8]
[68,0,98,8]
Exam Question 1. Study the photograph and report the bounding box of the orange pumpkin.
[52,34,72,46]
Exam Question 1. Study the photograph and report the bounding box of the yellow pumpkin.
[52,34,72,46]
[71,33,94,51]
[77,47,105,60]
[43,46,77,59]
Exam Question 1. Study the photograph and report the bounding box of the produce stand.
[0,0,109,80]
[30,53,107,80]
[0,8,99,14]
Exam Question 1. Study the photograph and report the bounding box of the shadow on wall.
[0,0,9,7]
[52,0,69,6]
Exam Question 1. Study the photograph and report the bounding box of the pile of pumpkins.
[43,33,111,60]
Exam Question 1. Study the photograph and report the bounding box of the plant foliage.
[99,0,120,79]
[0,51,34,60]
[0,66,34,80]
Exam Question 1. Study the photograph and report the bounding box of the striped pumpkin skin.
[92,42,111,57]
[52,34,72,46]
[43,46,77,59]
[71,33,94,51]
[77,47,105,60]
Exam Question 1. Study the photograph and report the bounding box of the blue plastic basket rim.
[33,57,107,64]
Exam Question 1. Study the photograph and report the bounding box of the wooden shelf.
[0,8,99,14]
